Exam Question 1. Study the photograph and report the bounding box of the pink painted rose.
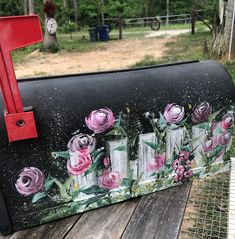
[103,157,110,168]
[186,160,192,168]
[85,108,115,133]
[163,103,185,124]
[221,114,234,130]
[184,170,193,178]
[147,154,166,172]
[172,159,181,170]
[192,102,212,123]
[67,153,92,175]
[218,132,232,146]
[202,138,218,153]
[67,133,96,155]
[178,151,190,161]
[98,171,122,190]
[174,174,184,182]
[15,167,45,196]
[175,165,185,176]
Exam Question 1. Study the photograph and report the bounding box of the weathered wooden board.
[65,199,139,239]
[121,183,191,239]
[8,215,81,239]
[1,183,191,239]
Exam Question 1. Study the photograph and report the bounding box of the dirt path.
[15,37,174,79]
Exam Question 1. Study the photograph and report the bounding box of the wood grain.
[8,215,81,239]
[121,184,191,239]
[65,199,140,239]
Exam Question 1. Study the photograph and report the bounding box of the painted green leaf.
[169,124,180,130]
[44,176,55,191]
[53,178,72,202]
[113,145,128,152]
[197,122,210,130]
[105,126,127,137]
[121,178,135,188]
[51,151,70,159]
[94,152,104,163]
[114,113,122,128]
[150,172,157,177]
[32,192,46,203]
[84,168,93,177]
[208,110,221,122]
[79,185,107,195]
[165,159,172,168]
[158,112,167,129]
[179,117,188,126]
[144,141,158,151]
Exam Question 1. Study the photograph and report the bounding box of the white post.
[138,133,157,182]
[166,128,184,161]
[108,138,129,178]
[192,125,207,167]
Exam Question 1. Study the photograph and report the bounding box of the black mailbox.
[0,60,234,234]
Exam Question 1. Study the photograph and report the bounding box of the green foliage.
[0,0,23,16]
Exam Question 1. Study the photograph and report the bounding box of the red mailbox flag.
[0,15,43,142]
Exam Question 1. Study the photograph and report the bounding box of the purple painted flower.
[163,103,185,124]
[103,157,110,168]
[184,170,193,178]
[67,134,96,156]
[172,151,193,183]
[98,171,122,190]
[175,165,185,176]
[172,159,181,170]
[192,102,212,123]
[85,108,115,133]
[202,138,218,153]
[218,132,232,146]
[15,167,45,196]
[147,154,166,172]
[178,151,191,161]
[221,114,234,130]
[186,160,192,168]
[67,153,92,175]
[174,174,184,182]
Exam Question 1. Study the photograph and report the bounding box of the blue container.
[88,27,98,42]
[97,25,109,41]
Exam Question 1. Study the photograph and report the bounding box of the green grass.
[132,31,235,85]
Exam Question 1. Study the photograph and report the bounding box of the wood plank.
[65,199,140,239]
[8,215,81,239]
[0,235,11,239]
[121,183,191,239]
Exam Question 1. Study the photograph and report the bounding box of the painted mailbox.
[0,16,235,235]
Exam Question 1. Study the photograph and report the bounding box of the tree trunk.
[24,0,28,15]
[63,0,67,8]
[28,0,35,15]
[212,0,235,59]
[43,26,60,51]
[225,0,235,59]
[43,0,60,52]
[191,7,196,35]
[118,13,123,40]
[73,0,78,30]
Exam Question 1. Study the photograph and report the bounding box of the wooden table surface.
[0,183,191,239]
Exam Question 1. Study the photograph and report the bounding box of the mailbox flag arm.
[0,15,43,142]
